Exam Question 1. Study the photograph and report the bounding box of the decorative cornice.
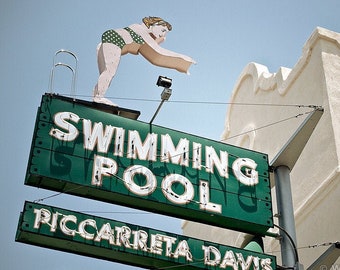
[222,27,340,141]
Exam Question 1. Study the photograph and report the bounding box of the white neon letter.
[261,258,273,270]
[123,165,157,196]
[205,146,228,178]
[113,127,125,157]
[92,155,118,186]
[78,219,96,240]
[161,174,194,204]
[192,142,202,170]
[220,250,238,269]
[173,240,193,261]
[83,119,114,153]
[127,130,157,161]
[161,235,177,257]
[232,158,258,186]
[149,234,163,255]
[236,253,254,270]
[60,215,77,236]
[132,230,148,251]
[94,223,115,245]
[115,226,132,248]
[49,112,80,141]
[199,181,222,213]
[161,134,189,167]
[33,208,51,229]
[202,245,221,266]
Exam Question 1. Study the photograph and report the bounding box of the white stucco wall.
[182,27,340,267]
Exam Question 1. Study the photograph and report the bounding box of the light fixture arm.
[150,76,173,124]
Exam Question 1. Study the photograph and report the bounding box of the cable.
[33,185,85,203]
[274,223,299,263]
[58,93,320,108]
[298,241,338,250]
[221,110,314,142]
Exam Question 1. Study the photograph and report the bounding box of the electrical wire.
[221,110,313,141]
[297,241,339,250]
[265,241,339,262]
[58,93,321,108]
[33,185,85,203]
[274,223,299,262]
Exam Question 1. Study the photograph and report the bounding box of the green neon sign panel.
[25,94,272,235]
[16,201,276,269]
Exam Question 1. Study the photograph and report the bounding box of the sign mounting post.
[271,107,323,269]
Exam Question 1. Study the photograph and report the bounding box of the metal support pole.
[149,99,165,124]
[149,87,172,125]
[270,108,323,269]
[274,165,298,267]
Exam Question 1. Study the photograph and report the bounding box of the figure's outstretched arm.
[139,43,195,74]
[130,24,196,74]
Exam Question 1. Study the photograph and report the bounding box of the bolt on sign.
[25,94,273,235]
[16,201,277,269]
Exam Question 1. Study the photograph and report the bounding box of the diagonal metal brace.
[270,107,324,170]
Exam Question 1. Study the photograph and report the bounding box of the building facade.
[182,27,340,267]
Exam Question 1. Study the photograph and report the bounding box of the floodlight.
[156,76,172,88]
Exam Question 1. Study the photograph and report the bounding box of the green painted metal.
[16,201,276,269]
[25,94,273,235]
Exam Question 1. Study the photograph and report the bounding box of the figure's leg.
[93,43,121,106]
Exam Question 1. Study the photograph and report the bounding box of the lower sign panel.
[16,201,276,269]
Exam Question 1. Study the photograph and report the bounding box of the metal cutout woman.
[93,16,196,106]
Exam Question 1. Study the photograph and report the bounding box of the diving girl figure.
[93,16,195,106]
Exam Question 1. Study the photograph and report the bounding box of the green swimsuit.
[101,27,145,49]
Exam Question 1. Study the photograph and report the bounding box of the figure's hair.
[142,16,172,31]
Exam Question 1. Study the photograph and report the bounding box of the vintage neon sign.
[16,201,276,269]
[25,94,273,235]
[49,110,258,210]
[49,110,257,187]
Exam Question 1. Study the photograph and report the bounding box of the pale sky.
[1,1,339,269]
